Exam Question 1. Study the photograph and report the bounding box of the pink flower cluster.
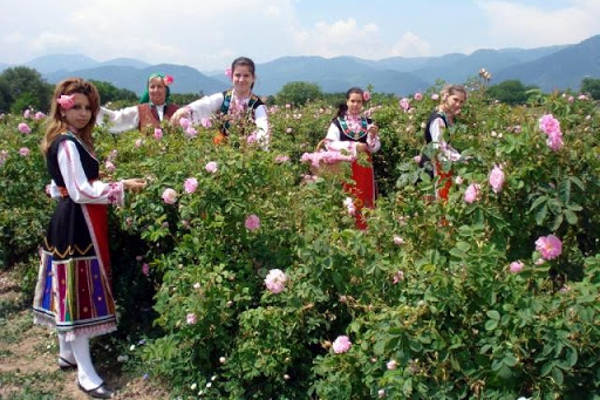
[538,114,563,151]
[300,150,354,169]
[57,94,76,110]
[343,197,356,216]
[163,75,174,86]
[332,335,352,354]
[18,122,31,134]
[264,269,287,294]
[245,214,260,231]
[464,183,481,204]
[488,165,505,194]
[184,177,198,194]
[535,234,562,260]
[399,97,410,111]
[162,188,178,204]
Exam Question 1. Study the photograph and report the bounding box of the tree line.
[0,66,598,114]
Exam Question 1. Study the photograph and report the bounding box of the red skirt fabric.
[344,158,375,230]
[435,160,453,201]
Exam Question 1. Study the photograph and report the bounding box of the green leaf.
[486,310,500,320]
[535,205,548,225]
[540,361,554,376]
[503,354,518,367]
[551,214,564,231]
[558,180,571,204]
[529,195,548,212]
[552,367,564,385]
[564,209,577,225]
[485,319,498,331]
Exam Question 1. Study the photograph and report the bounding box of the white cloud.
[390,32,432,57]
[30,32,77,51]
[478,0,600,47]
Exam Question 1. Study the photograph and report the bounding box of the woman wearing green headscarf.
[97,73,179,133]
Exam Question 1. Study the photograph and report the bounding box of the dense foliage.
[1,84,599,399]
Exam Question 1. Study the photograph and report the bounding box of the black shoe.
[58,356,77,370]
[77,380,114,399]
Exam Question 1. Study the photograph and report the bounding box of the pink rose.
[264,269,287,294]
[0,149,8,166]
[161,188,178,204]
[431,93,439,101]
[392,270,405,284]
[285,104,291,109]
[183,177,198,194]
[454,176,464,185]
[179,117,191,130]
[464,183,481,204]
[414,92,423,101]
[185,126,197,138]
[535,234,562,260]
[57,94,76,110]
[546,130,564,151]
[343,197,356,216]
[205,161,218,173]
[34,111,46,120]
[154,128,163,140]
[135,138,143,148]
[577,94,587,100]
[245,214,260,231]
[186,313,197,325]
[142,263,150,276]
[105,160,116,172]
[136,255,143,261]
[332,335,352,354]
[286,127,292,134]
[378,389,386,398]
[568,96,574,103]
[538,114,560,136]
[393,235,405,245]
[200,117,212,128]
[509,261,524,274]
[18,122,31,134]
[275,155,290,163]
[246,133,257,144]
[488,165,505,194]
[399,97,410,111]
[24,109,32,118]
[163,75,174,86]
[19,147,30,157]
[413,155,422,164]
[513,125,522,133]
[362,91,371,102]
[386,359,398,370]
[225,67,232,79]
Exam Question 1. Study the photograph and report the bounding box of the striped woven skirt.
[33,200,117,341]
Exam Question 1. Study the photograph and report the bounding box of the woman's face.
[63,93,92,131]
[148,77,167,105]
[346,92,364,115]
[443,91,466,117]
[232,65,254,95]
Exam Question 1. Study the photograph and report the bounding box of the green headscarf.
[139,72,171,105]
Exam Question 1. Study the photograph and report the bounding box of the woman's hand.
[356,143,368,153]
[170,108,191,125]
[367,124,379,137]
[122,178,147,193]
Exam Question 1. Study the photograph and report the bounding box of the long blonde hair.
[41,78,100,154]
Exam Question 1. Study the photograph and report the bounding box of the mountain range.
[2,35,599,96]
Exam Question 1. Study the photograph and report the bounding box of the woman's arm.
[185,92,224,123]
[429,118,461,161]
[324,123,358,154]
[254,104,270,148]
[57,140,124,205]
[96,105,139,133]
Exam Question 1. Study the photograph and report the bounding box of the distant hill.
[494,35,600,92]
[3,35,599,96]
[44,64,228,95]
[246,56,430,95]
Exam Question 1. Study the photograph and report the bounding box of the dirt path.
[0,269,168,399]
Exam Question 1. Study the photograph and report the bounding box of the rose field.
[1,82,599,399]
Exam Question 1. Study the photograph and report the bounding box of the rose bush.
[0,85,598,399]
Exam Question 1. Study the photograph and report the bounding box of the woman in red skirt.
[324,87,380,229]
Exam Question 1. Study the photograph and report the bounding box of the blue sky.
[0,0,598,71]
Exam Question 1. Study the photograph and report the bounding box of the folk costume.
[184,89,269,147]
[33,132,124,394]
[33,132,124,340]
[420,110,462,201]
[325,113,381,230]
[97,73,179,132]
